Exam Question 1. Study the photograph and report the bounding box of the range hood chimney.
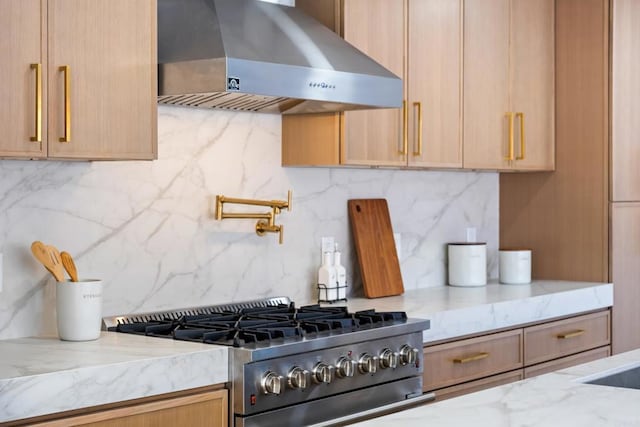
[157,0,403,114]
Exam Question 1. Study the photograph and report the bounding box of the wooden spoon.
[60,251,79,282]
[31,241,65,282]
[46,245,67,282]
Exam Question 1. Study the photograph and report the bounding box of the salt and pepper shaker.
[317,242,348,303]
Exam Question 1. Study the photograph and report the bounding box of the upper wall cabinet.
[282,0,462,168]
[463,0,555,171]
[0,0,46,158]
[0,0,157,160]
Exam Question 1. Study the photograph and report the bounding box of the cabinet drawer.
[524,346,611,379]
[432,370,524,401]
[423,329,523,391]
[524,310,610,365]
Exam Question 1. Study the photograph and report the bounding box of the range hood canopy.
[158,0,403,114]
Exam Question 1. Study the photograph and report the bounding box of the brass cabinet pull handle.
[453,352,489,364]
[412,101,423,156]
[556,330,585,339]
[59,65,71,143]
[399,100,408,155]
[30,63,42,143]
[505,112,515,160]
[516,112,525,160]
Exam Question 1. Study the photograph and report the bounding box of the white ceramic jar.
[499,249,532,284]
[56,279,103,341]
[448,243,487,287]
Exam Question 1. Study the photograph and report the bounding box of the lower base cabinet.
[11,387,227,427]
[432,370,524,401]
[423,310,611,401]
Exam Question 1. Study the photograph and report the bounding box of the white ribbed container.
[448,243,487,287]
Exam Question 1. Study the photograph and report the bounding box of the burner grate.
[105,298,410,348]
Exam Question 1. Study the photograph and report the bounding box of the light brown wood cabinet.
[11,388,227,427]
[282,0,462,168]
[423,310,611,399]
[500,0,640,354]
[523,346,611,379]
[611,203,640,354]
[523,310,610,365]
[0,0,157,160]
[423,329,523,391]
[463,0,555,171]
[611,0,640,202]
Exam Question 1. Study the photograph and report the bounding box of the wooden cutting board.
[348,199,404,298]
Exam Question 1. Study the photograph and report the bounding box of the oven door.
[234,377,435,427]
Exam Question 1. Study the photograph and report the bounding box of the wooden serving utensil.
[60,251,79,282]
[30,241,65,282]
[46,245,67,282]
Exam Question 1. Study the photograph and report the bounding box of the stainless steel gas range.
[103,297,432,426]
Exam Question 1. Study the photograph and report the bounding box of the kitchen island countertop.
[351,347,640,427]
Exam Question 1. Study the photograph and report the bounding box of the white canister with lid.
[499,249,532,284]
[447,243,487,287]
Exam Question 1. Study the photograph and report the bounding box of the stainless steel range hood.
[157,0,403,114]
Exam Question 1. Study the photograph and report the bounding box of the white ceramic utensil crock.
[56,279,102,341]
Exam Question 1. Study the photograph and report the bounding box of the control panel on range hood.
[157,0,403,114]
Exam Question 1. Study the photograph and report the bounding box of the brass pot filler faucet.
[214,190,292,244]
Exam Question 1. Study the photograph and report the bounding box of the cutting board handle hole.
[356,205,361,212]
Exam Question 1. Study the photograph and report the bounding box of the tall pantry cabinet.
[501,0,640,354]
[610,0,640,354]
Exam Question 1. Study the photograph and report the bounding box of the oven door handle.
[307,392,436,427]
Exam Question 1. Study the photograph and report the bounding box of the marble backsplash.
[0,106,498,339]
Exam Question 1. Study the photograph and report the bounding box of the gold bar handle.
[516,112,525,160]
[412,102,422,156]
[505,112,514,160]
[399,100,408,155]
[30,64,42,142]
[556,330,585,339]
[453,352,489,364]
[59,65,71,143]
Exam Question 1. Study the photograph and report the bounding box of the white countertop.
[351,348,640,427]
[0,280,612,423]
[0,333,227,422]
[344,280,613,343]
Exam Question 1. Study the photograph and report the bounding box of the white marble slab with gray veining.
[0,332,228,423]
[350,348,640,427]
[0,107,499,341]
[341,280,613,343]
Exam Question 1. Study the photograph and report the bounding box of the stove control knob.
[261,371,285,395]
[358,353,379,374]
[335,356,357,378]
[379,348,400,369]
[313,363,335,384]
[399,344,420,366]
[287,366,311,390]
